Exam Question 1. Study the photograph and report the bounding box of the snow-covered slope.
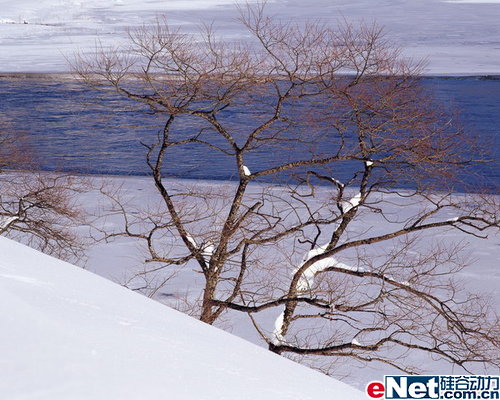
[0,236,365,400]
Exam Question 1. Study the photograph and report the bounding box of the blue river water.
[0,76,498,192]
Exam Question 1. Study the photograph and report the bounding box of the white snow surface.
[1,0,500,74]
[0,236,365,400]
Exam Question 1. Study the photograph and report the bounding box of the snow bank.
[0,236,365,400]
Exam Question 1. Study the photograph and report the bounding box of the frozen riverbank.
[1,0,500,74]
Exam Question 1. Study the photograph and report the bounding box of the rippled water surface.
[1,76,498,192]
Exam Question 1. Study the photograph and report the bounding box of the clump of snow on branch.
[272,311,286,345]
[185,234,197,248]
[273,243,359,344]
[185,234,215,264]
[242,165,251,176]
[341,192,362,214]
[0,216,20,234]
[295,243,329,291]
[202,241,215,262]
[295,242,364,292]
[331,176,344,187]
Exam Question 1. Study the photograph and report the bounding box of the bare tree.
[0,126,88,262]
[76,3,499,375]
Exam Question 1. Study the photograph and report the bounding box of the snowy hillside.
[1,0,500,74]
[0,236,365,400]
